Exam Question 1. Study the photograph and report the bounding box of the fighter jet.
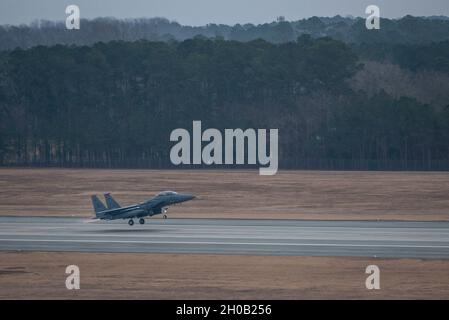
[91,191,195,226]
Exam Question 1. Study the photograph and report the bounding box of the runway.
[0,216,448,259]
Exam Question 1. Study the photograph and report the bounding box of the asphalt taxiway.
[0,217,448,259]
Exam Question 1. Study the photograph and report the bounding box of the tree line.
[0,37,448,170]
[2,15,449,51]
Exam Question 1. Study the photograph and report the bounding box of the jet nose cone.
[183,194,195,201]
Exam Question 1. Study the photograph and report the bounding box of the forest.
[0,21,448,170]
[2,15,449,50]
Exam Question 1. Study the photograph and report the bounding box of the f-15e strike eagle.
[91,191,195,226]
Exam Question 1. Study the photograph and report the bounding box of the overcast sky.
[1,0,449,26]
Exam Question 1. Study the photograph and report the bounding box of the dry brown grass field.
[0,252,448,299]
[0,168,448,220]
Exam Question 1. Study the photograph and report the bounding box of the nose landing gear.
[163,214,168,219]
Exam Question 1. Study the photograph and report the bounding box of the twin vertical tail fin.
[104,193,121,209]
[91,195,107,217]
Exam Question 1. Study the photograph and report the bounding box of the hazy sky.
[1,0,449,26]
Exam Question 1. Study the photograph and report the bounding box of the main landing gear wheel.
[128,219,134,226]
[139,218,145,225]
[163,215,168,219]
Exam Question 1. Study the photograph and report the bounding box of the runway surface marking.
[0,217,449,258]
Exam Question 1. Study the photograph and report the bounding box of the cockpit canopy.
[156,191,178,196]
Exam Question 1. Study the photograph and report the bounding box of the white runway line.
[1,238,449,249]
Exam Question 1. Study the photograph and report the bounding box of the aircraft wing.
[98,204,141,217]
